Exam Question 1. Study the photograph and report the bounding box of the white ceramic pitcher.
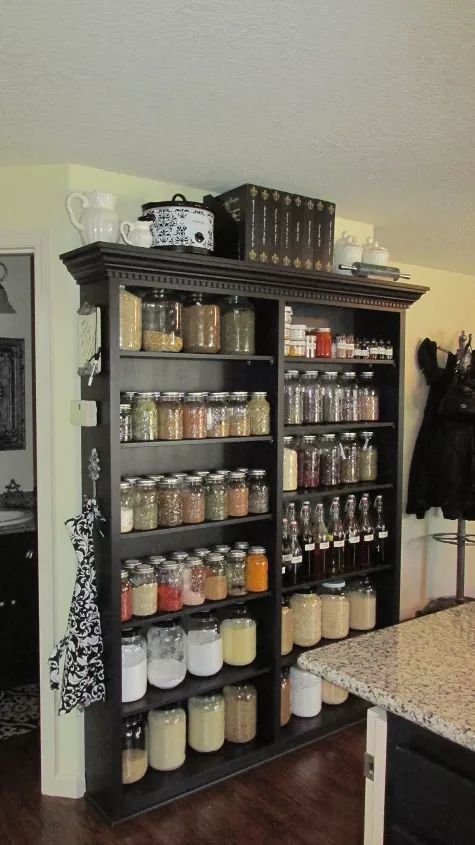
[120,219,153,248]
[66,191,120,245]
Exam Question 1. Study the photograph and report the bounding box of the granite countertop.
[299,604,475,750]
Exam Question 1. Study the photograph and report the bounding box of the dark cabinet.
[0,530,38,689]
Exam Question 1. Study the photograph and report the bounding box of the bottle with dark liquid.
[327,497,345,577]
[343,495,360,572]
[373,495,388,566]
[285,501,297,525]
[358,494,374,568]
[282,520,303,586]
[299,501,315,579]
[312,503,329,578]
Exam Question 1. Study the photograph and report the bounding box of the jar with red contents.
[297,436,321,488]
[316,327,332,358]
[121,569,132,622]
[157,562,184,612]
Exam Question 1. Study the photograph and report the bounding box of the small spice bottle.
[226,549,247,596]
[158,392,184,441]
[157,562,184,612]
[157,478,183,527]
[227,392,250,437]
[183,392,208,439]
[183,557,206,606]
[246,546,268,592]
[227,471,249,517]
[248,469,269,513]
[205,474,228,522]
[120,482,134,533]
[121,570,132,622]
[120,403,132,443]
[133,479,158,531]
[204,552,227,600]
[248,392,270,435]
[223,684,257,743]
[131,564,158,617]
[181,476,205,524]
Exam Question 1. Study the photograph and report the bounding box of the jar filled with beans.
[183,557,206,606]
[132,393,159,441]
[320,433,341,486]
[158,392,183,440]
[248,392,270,435]
[205,553,228,600]
[248,469,269,513]
[133,479,158,531]
[120,403,132,443]
[340,372,359,422]
[205,474,228,521]
[319,581,349,639]
[358,372,380,422]
[284,370,303,425]
[182,293,220,353]
[227,392,250,437]
[340,432,359,484]
[119,286,142,351]
[226,549,247,596]
[297,435,320,489]
[157,477,183,527]
[358,431,378,481]
[301,372,323,423]
[181,476,205,524]
[183,392,207,439]
[206,392,229,438]
[220,296,255,354]
[227,471,249,517]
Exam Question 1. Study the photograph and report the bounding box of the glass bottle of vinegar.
[312,503,329,578]
[327,498,345,577]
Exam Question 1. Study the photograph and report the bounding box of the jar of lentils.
[226,549,247,596]
[206,392,229,438]
[358,371,380,422]
[228,392,250,437]
[132,392,159,441]
[182,293,220,353]
[284,370,303,425]
[121,482,134,533]
[158,392,183,440]
[220,296,255,354]
[340,432,359,484]
[301,372,323,423]
[340,372,359,422]
[205,473,228,521]
[227,471,249,517]
[205,553,228,600]
[297,435,320,489]
[120,403,132,443]
[183,557,206,606]
[358,431,378,481]
[181,476,205,524]
[183,392,207,439]
[320,433,341,486]
[248,469,269,513]
[248,392,270,435]
[321,372,343,422]
[133,479,158,531]
[157,477,182,527]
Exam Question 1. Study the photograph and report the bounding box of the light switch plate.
[70,400,97,427]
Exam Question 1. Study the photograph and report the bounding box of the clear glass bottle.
[226,549,247,596]
[148,707,186,771]
[120,403,132,443]
[158,392,184,440]
[182,293,220,353]
[289,591,321,647]
[147,621,186,688]
[206,392,229,438]
[131,392,159,441]
[343,495,360,572]
[373,494,388,566]
[122,715,148,784]
[157,562,183,611]
[221,604,257,666]
[121,630,147,703]
[340,432,359,484]
[299,501,315,580]
[132,563,158,616]
[284,370,303,425]
[220,296,255,354]
[205,552,228,600]
[312,503,329,578]
[320,580,350,639]
[281,598,294,656]
[340,372,359,422]
[205,473,228,521]
[348,577,377,630]
[248,469,269,514]
[183,392,208,439]
[227,471,249,517]
[301,371,323,423]
[181,476,205,524]
[358,431,378,481]
[248,392,270,435]
[246,546,268,592]
[119,285,142,351]
[283,436,298,491]
[223,684,257,743]
[358,372,380,422]
[290,665,322,717]
[327,498,345,577]
[157,477,182,527]
[320,433,341,486]
[187,612,223,677]
[133,479,158,531]
[280,667,291,726]
[297,435,320,489]
[188,693,225,752]
[358,494,374,568]
[228,391,251,437]
[141,288,183,352]
[321,372,343,422]
[120,481,134,533]
[182,557,206,606]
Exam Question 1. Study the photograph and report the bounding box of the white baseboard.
[41,773,85,800]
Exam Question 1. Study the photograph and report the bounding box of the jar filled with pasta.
[289,591,321,647]
[223,684,257,743]
[221,604,257,666]
[319,581,349,640]
[158,392,183,440]
[182,293,220,353]
[248,392,270,435]
[228,392,250,437]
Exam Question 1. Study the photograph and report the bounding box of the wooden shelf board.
[121,436,273,448]
[123,591,272,630]
[282,482,393,500]
[280,563,394,595]
[284,422,394,435]
[120,513,272,543]
[121,351,274,362]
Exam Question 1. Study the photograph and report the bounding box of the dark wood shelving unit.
[121,435,274,447]
[122,590,272,630]
[62,242,427,823]
[280,563,394,595]
[283,421,395,435]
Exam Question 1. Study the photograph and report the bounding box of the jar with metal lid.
[158,392,184,440]
[297,435,320,489]
[221,604,257,666]
[289,591,321,646]
[322,680,349,705]
[205,474,228,521]
[228,392,250,437]
[194,547,211,560]
[122,715,148,784]
[147,621,186,689]
[157,477,182,527]
[131,564,158,617]
[226,549,247,596]
[183,557,206,606]
[280,668,291,726]
[321,372,343,422]
[157,562,183,611]
[170,550,188,563]
[340,372,359,422]
[187,611,223,676]
[193,470,210,481]
[224,684,257,743]
[248,469,269,513]
[123,558,142,573]
[248,392,270,435]
[214,543,231,560]
[246,546,268,592]
[283,436,298,491]
[133,479,158,531]
[290,666,322,718]
[316,327,332,358]
[131,392,159,441]
[183,392,207,439]
[206,392,229,438]
[181,476,205,524]
[227,471,249,517]
[141,288,183,352]
[119,285,142,351]
[120,403,132,443]
[348,577,377,631]
[234,541,249,553]
[121,570,132,623]
[319,580,349,639]
[172,472,188,489]
[281,598,294,656]
[220,296,255,354]
[358,372,380,422]
[188,693,225,752]
[301,371,323,423]
[340,432,359,484]
[121,630,147,703]
[148,707,186,771]
[320,433,341,486]
[358,431,378,481]
[182,293,220,353]
[147,474,164,486]
[284,370,303,425]
[120,481,134,533]
[204,552,227,600]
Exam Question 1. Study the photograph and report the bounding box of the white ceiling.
[1,0,475,273]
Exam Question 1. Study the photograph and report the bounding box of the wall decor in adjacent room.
[0,338,25,450]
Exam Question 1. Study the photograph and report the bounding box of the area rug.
[0,684,39,739]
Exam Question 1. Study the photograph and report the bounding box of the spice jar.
[246,546,268,592]
[340,372,359,422]
[283,436,298,491]
[322,680,349,705]
[205,474,228,522]
[132,392,159,441]
[321,372,343,422]
[133,479,158,531]
[182,557,206,606]
[120,481,134,533]
[289,591,321,647]
[301,372,323,423]
[284,370,303,425]
[183,392,207,439]
[187,612,223,677]
[227,471,249,517]
[220,296,255,354]
[181,476,205,524]
[205,552,227,600]
[147,621,186,688]
[120,403,132,443]
[119,285,142,351]
[188,694,225,752]
[131,564,158,617]
[290,666,322,717]
[248,469,269,513]
[248,392,270,435]
[121,570,132,622]
[121,630,147,703]
[148,707,186,771]
[221,604,257,666]
[320,581,349,640]
[226,549,247,596]
[316,327,332,358]
[280,668,291,726]
[141,288,183,353]
[358,431,378,481]
[122,716,148,784]
[340,432,359,484]
[206,392,229,438]
[281,598,294,656]
[348,577,377,631]
[182,293,220,353]
[157,477,182,527]
[228,392,250,437]
[157,562,183,611]
[224,684,257,743]
[158,392,184,440]
[297,435,320,489]
[358,372,380,422]
[320,433,341,487]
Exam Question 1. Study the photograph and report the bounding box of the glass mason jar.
[320,433,341,486]
[121,570,132,622]
[157,562,183,611]
[226,549,247,596]
[358,371,380,422]
[322,680,349,706]
[141,288,183,353]
[248,469,269,514]
[183,557,206,606]
[284,370,303,425]
[227,471,249,517]
[221,604,257,666]
[340,372,359,422]
[297,435,320,489]
[120,403,132,443]
[223,684,257,743]
[248,392,270,435]
[246,546,268,592]
[348,577,377,631]
[281,598,294,656]
[321,372,343,422]
[170,550,188,564]
[157,478,183,527]
[119,285,142,351]
[283,436,298,491]
[205,474,228,521]
[188,693,225,752]
[148,707,186,771]
[204,552,227,600]
[290,666,322,718]
[132,392,159,441]
[320,581,350,639]
[147,621,186,688]
[122,715,148,784]
[358,431,378,481]
[289,591,322,647]
[206,392,229,438]
[133,479,158,531]
[228,392,250,437]
[315,327,332,358]
[187,611,223,677]
[182,293,220,353]
[121,630,147,703]
[131,564,158,617]
[234,541,250,553]
[301,372,323,423]
[340,432,359,484]
[220,296,255,354]
[181,476,205,524]
[120,481,134,533]
[183,392,207,439]
[158,392,184,440]
[280,668,291,726]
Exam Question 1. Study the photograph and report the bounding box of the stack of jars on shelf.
[120,468,270,533]
[284,431,378,491]
[121,543,269,620]
[284,369,380,425]
[120,389,270,442]
[283,307,394,360]
[119,287,258,355]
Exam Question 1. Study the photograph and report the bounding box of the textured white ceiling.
[1,0,475,273]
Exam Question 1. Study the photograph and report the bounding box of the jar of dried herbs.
[205,473,228,521]
[132,392,159,441]
[227,392,250,437]
[206,392,229,438]
[248,392,270,435]
[220,296,255,354]
[182,293,220,353]
[181,476,205,524]
[133,479,158,531]
[157,477,183,527]
[158,392,184,440]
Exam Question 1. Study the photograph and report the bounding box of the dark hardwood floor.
[0,724,365,844]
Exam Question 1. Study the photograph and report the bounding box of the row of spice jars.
[284,325,393,361]
[120,468,269,532]
[120,288,257,355]
[121,390,270,442]
[122,683,258,783]
[121,545,269,619]
[284,370,379,425]
[283,431,378,491]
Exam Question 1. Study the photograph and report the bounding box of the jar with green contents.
[205,473,228,521]
[158,392,184,440]
[182,293,220,353]
[141,288,183,353]
[132,392,159,441]
[226,549,247,596]
[227,392,250,437]
[248,392,270,435]
[157,477,182,527]
[133,479,158,531]
[220,296,255,354]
